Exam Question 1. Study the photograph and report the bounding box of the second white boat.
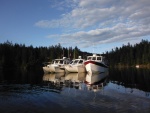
[65,56,86,73]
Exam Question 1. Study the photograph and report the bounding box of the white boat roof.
[88,54,103,57]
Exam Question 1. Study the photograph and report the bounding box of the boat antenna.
[68,47,69,58]
[74,48,75,59]
[92,43,94,54]
[63,49,64,57]
[93,43,97,54]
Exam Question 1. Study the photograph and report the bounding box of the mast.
[63,49,64,57]
[74,49,75,59]
[68,48,69,58]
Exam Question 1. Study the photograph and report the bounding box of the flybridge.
[87,54,103,61]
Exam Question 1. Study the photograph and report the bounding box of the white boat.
[43,57,70,73]
[84,54,108,74]
[65,56,86,73]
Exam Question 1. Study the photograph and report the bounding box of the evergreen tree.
[0,39,150,69]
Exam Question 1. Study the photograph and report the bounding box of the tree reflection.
[109,68,150,93]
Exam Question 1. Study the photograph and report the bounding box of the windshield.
[92,57,96,60]
[59,60,64,64]
[69,60,74,64]
[74,60,78,64]
[54,60,59,64]
[97,57,101,60]
[79,60,83,64]
[88,57,92,60]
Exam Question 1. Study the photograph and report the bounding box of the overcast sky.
[0,0,150,53]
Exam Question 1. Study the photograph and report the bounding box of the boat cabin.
[52,57,70,64]
[87,54,103,61]
[70,59,84,64]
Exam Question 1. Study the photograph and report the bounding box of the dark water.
[0,68,150,113]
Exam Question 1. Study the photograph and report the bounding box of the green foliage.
[1,39,149,69]
[0,41,86,69]
[106,39,150,67]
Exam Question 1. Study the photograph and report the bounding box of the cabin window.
[97,57,101,60]
[74,60,78,64]
[92,57,96,60]
[55,60,58,64]
[88,57,92,60]
[79,60,83,64]
[60,60,63,64]
[70,61,73,64]
[52,60,54,64]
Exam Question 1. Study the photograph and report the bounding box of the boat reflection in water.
[42,72,65,93]
[43,71,109,92]
[64,72,86,89]
[85,71,109,92]
[43,72,65,83]
[43,72,86,90]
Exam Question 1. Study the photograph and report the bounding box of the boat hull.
[50,65,65,73]
[84,61,108,73]
[43,66,51,73]
[43,65,66,73]
[65,65,86,73]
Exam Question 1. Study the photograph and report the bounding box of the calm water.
[0,68,150,113]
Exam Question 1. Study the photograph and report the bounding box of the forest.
[0,41,90,69]
[0,39,150,69]
[106,39,150,68]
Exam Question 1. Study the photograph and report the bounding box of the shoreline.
[110,64,150,69]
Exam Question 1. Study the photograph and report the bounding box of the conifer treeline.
[0,41,90,69]
[105,39,150,67]
[0,39,150,69]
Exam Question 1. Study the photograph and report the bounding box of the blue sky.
[0,0,150,53]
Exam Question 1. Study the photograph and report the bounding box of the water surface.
[0,68,150,113]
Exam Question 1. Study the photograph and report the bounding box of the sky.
[0,0,150,54]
